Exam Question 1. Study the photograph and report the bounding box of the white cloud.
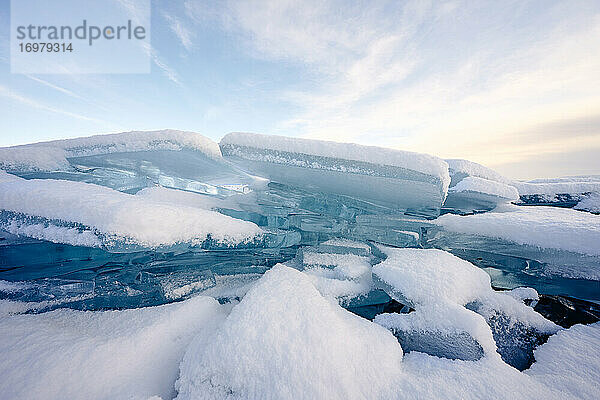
[214,0,600,175]
[163,12,194,50]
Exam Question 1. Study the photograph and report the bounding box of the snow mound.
[175,264,403,400]
[0,296,226,400]
[0,178,262,249]
[0,129,221,172]
[435,204,600,256]
[526,322,600,400]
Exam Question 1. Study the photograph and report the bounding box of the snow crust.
[449,176,519,201]
[435,204,600,256]
[222,132,450,186]
[526,322,600,400]
[0,178,262,248]
[0,296,226,400]
[446,159,511,184]
[514,176,600,196]
[0,130,221,172]
[176,264,404,400]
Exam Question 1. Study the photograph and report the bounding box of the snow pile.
[301,251,373,301]
[435,204,600,256]
[135,186,242,211]
[526,323,600,400]
[176,264,404,400]
[220,132,450,216]
[373,247,558,365]
[449,176,519,201]
[0,296,226,400]
[0,178,262,249]
[575,192,600,213]
[0,130,221,172]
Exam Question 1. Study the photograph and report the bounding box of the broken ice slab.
[0,130,261,195]
[432,206,600,300]
[443,177,519,213]
[220,132,450,218]
[375,312,485,361]
[0,177,272,251]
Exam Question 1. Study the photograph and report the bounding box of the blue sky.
[0,0,599,179]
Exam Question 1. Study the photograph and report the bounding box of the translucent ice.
[220,132,450,217]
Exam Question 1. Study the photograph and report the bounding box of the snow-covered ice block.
[435,205,600,257]
[0,130,258,195]
[0,296,226,400]
[514,176,600,206]
[0,178,264,250]
[526,322,600,400]
[0,129,221,172]
[220,132,450,217]
[175,264,403,400]
[372,247,558,368]
[444,160,518,213]
[444,176,519,212]
[446,158,512,186]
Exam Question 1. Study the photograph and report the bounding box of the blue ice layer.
[427,230,600,302]
[10,149,257,195]
[220,143,446,218]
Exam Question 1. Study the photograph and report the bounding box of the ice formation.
[435,204,600,257]
[0,177,263,250]
[220,132,450,217]
[1,130,599,400]
[0,129,221,172]
[372,247,558,367]
[444,176,519,212]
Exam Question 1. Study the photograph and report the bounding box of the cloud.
[163,12,194,50]
[207,0,600,173]
[142,43,182,85]
[0,85,111,125]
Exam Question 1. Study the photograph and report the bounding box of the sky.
[0,0,599,180]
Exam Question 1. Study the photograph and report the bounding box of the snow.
[0,296,226,400]
[222,132,450,184]
[0,130,221,172]
[320,237,372,251]
[449,176,519,201]
[446,159,511,184]
[575,192,600,213]
[372,247,558,363]
[526,323,600,400]
[175,264,404,400]
[135,185,241,211]
[300,252,373,300]
[435,204,600,256]
[514,176,600,196]
[0,178,262,248]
